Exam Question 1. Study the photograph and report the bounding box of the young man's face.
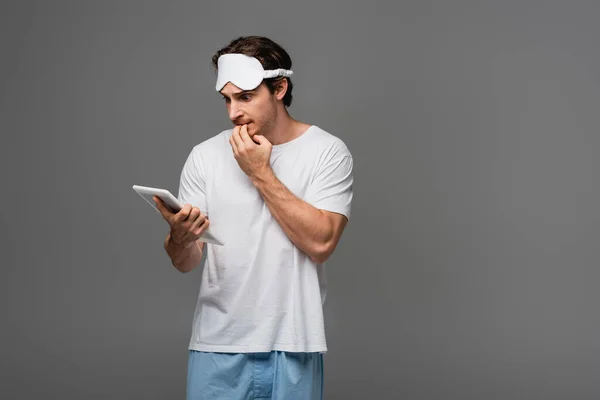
[219,82,278,137]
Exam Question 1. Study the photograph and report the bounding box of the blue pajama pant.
[186,350,323,399]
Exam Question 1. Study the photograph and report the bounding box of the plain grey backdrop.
[2,1,599,399]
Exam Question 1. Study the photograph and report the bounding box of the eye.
[240,94,252,101]
[221,96,230,103]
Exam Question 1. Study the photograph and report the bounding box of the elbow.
[310,254,329,264]
[309,242,335,264]
[307,215,345,264]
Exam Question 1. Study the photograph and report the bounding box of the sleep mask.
[215,53,293,91]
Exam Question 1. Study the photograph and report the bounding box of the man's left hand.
[229,124,272,179]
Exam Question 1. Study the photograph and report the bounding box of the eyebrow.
[220,90,255,99]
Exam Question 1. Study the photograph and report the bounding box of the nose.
[228,101,243,122]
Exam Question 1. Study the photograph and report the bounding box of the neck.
[260,106,307,145]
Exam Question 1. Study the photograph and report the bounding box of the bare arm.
[229,125,350,263]
[250,168,347,263]
[154,196,210,273]
[164,235,205,273]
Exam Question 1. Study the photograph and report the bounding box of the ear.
[274,78,288,101]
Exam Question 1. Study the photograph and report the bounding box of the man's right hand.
[153,196,210,248]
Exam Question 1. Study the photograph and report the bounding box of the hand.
[153,196,209,248]
[229,124,272,179]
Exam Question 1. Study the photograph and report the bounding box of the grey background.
[1,1,599,399]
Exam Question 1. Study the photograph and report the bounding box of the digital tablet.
[132,185,224,246]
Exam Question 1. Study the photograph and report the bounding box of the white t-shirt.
[177,125,353,353]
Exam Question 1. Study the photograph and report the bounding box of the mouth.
[238,123,254,133]
[233,122,255,135]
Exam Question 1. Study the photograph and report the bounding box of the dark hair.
[212,36,294,107]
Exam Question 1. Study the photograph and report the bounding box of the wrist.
[168,233,194,249]
[250,165,274,187]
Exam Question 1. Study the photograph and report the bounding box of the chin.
[248,125,259,137]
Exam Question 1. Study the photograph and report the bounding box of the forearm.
[164,233,204,273]
[251,168,334,262]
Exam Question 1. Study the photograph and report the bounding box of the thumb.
[253,135,270,146]
[153,196,171,217]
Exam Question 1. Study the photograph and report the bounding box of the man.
[153,36,353,399]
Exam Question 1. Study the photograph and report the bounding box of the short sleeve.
[305,154,354,219]
[177,148,208,216]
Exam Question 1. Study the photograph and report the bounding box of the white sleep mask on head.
[215,53,293,92]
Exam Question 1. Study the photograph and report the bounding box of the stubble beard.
[254,103,278,139]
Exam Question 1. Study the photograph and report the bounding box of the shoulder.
[188,129,233,158]
[308,125,353,160]
[180,129,233,174]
